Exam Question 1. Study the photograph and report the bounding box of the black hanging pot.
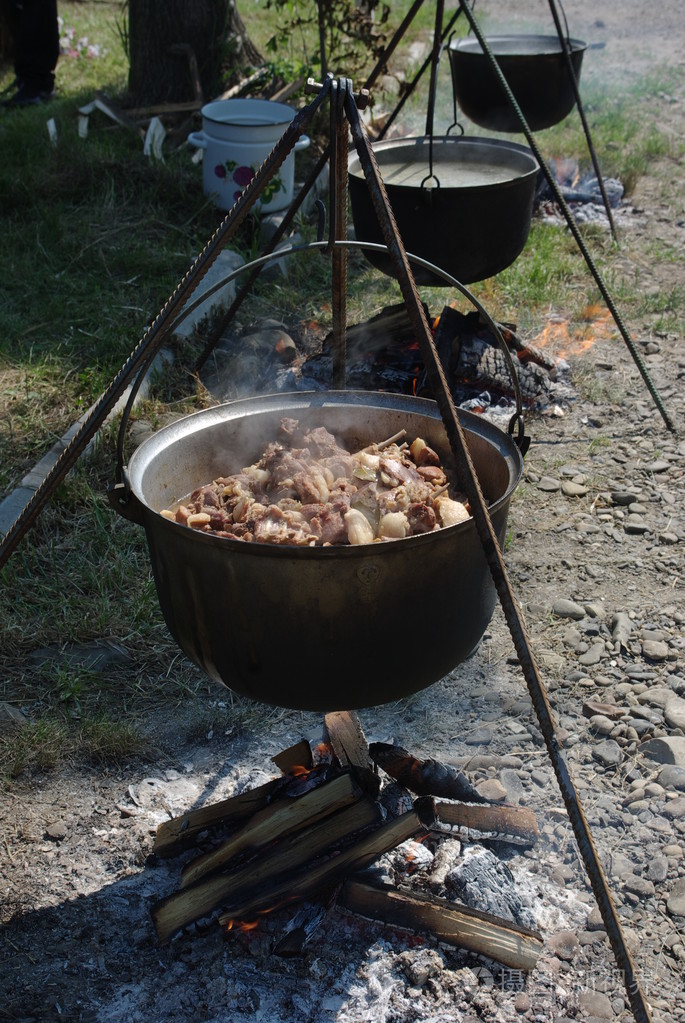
[348,134,539,286]
[110,390,523,712]
[448,34,587,132]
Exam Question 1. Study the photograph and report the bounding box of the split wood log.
[126,100,203,119]
[152,796,384,943]
[345,302,430,359]
[216,805,434,931]
[181,772,359,888]
[216,66,269,100]
[324,711,372,771]
[338,879,543,972]
[153,776,283,858]
[435,802,539,846]
[369,742,487,804]
[269,76,306,103]
[324,711,380,797]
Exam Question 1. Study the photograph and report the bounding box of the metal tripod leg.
[344,82,653,1023]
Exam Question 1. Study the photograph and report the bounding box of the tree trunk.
[127,0,262,107]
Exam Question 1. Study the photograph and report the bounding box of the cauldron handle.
[108,344,160,520]
[107,476,144,525]
[108,238,529,513]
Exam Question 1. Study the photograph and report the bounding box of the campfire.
[198,301,571,423]
[151,712,543,972]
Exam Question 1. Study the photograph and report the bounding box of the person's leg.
[12,0,59,96]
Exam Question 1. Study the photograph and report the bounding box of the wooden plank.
[153,776,283,858]
[338,879,543,972]
[435,802,539,846]
[181,772,359,888]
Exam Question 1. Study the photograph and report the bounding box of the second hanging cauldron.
[448,34,587,132]
[348,134,539,286]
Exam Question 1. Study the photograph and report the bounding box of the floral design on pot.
[214,159,285,204]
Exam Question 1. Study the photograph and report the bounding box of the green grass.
[0,1,682,780]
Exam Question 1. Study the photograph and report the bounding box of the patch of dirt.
[1,3,684,1022]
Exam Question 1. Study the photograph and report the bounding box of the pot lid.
[201,98,295,127]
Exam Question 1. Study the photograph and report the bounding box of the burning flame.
[550,156,581,188]
[532,305,615,359]
[225,918,260,933]
[312,741,334,765]
[224,897,295,937]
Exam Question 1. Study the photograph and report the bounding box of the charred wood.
[444,846,538,931]
[369,742,487,804]
[343,302,430,360]
[271,739,313,775]
[180,772,360,888]
[153,796,383,944]
[435,802,539,846]
[272,898,333,957]
[338,879,543,972]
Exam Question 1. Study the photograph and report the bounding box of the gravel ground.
[1,2,684,1022]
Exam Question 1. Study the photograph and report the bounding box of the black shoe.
[2,82,55,108]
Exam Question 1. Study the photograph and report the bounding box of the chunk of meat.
[252,505,318,546]
[379,456,423,488]
[435,495,471,527]
[407,502,437,534]
[345,508,376,545]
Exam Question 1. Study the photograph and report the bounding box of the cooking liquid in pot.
[379,159,522,189]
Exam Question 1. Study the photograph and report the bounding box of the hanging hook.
[446,29,465,136]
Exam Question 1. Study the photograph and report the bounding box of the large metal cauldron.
[448,34,587,133]
[110,392,523,711]
[348,136,538,286]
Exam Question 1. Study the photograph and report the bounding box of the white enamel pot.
[187,98,310,213]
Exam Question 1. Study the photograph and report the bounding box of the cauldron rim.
[348,135,539,195]
[448,33,588,58]
[125,390,523,555]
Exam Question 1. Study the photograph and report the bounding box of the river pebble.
[593,739,623,767]
[666,879,685,917]
[659,766,685,791]
[537,476,561,491]
[641,737,685,766]
[665,696,685,730]
[553,598,586,620]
